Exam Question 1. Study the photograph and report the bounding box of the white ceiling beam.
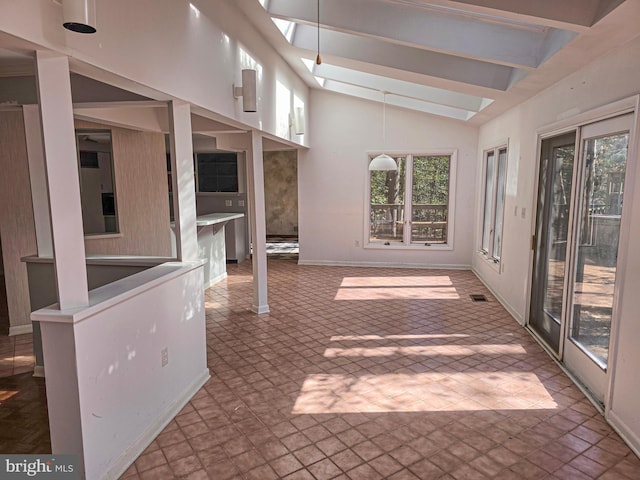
[323,80,473,121]
[396,0,624,28]
[293,25,518,90]
[312,63,489,112]
[268,0,575,68]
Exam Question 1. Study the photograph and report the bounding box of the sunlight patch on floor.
[340,276,453,287]
[0,390,18,402]
[324,344,527,358]
[292,372,557,414]
[335,287,459,300]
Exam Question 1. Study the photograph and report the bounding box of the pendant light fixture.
[62,0,97,33]
[369,91,397,171]
[316,0,322,65]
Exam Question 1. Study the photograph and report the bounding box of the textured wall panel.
[0,110,38,331]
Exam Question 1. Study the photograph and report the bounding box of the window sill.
[84,233,123,240]
[365,242,453,251]
[477,251,501,272]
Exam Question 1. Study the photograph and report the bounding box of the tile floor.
[0,333,35,378]
[1,260,639,479]
[126,260,639,479]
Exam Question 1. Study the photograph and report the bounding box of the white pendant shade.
[369,153,397,171]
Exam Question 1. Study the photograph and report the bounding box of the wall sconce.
[292,107,305,135]
[62,0,97,33]
[233,69,257,113]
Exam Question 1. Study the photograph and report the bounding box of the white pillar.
[34,51,88,309]
[246,131,269,313]
[168,100,198,262]
[34,50,88,476]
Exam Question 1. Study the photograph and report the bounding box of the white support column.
[246,131,269,313]
[168,100,198,262]
[23,104,53,257]
[34,51,88,309]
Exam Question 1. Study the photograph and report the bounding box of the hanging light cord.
[382,91,387,150]
[316,0,322,64]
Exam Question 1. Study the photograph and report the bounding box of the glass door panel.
[529,132,577,353]
[563,113,632,403]
[570,129,629,367]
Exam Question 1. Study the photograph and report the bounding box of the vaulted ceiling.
[236,0,639,124]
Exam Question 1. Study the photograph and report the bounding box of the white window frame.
[479,144,508,265]
[365,150,457,251]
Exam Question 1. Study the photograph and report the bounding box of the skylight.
[271,17,295,42]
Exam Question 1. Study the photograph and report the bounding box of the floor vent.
[470,294,488,302]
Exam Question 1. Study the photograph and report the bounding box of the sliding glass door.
[530,113,633,404]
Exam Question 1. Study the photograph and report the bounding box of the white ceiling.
[236,0,639,124]
[1,1,639,128]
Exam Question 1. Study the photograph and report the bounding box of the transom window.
[480,146,508,262]
[367,152,456,248]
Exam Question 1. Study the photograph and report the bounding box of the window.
[76,129,118,235]
[368,153,456,247]
[480,146,507,262]
[195,153,238,192]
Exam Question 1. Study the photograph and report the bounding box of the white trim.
[365,150,457,250]
[9,324,33,336]
[251,304,270,314]
[32,261,204,325]
[205,272,227,289]
[84,233,123,240]
[476,251,501,273]
[103,369,210,480]
[299,260,471,270]
[605,96,640,415]
[607,410,640,459]
[33,365,46,378]
[364,243,453,251]
[472,267,524,325]
[539,96,637,138]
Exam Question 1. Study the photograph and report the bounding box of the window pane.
[492,148,507,259]
[76,130,118,235]
[197,153,239,192]
[481,151,495,252]
[571,132,628,366]
[411,156,450,244]
[369,157,405,243]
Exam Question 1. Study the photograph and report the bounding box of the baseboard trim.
[472,267,524,325]
[33,365,45,378]
[103,369,210,480]
[251,304,270,314]
[298,260,471,270]
[9,324,33,336]
[607,410,640,459]
[205,272,227,289]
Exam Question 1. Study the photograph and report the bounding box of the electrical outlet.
[238,200,245,207]
[161,347,168,367]
[225,200,232,207]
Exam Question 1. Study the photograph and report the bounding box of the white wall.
[300,90,478,268]
[474,35,640,453]
[0,0,309,145]
[0,109,38,334]
[36,262,208,479]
